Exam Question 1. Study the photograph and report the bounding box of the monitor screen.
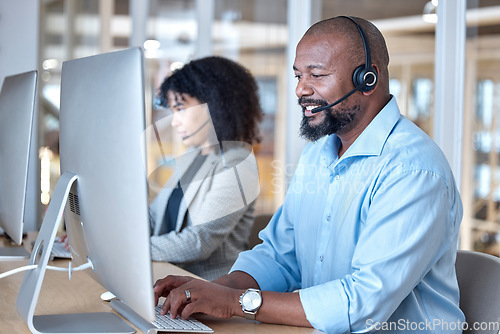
[0,71,37,248]
[59,47,155,322]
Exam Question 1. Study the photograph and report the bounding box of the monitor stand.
[0,246,30,260]
[16,172,135,334]
[0,229,30,261]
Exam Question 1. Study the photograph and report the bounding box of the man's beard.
[299,98,361,142]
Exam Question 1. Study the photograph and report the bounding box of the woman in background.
[149,56,262,280]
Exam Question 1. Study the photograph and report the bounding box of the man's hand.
[153,273,312,328]
[154,275,242,320]
[153,275,195,306]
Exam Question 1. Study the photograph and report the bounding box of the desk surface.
[0,235,320,334]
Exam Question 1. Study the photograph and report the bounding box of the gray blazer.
[149,141,259,280]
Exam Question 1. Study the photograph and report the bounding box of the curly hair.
[158,56,263,144]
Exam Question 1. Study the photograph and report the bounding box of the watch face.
[242,290,262,311]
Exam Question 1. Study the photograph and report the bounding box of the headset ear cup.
[353,65,377,92]
[352,65,366,89]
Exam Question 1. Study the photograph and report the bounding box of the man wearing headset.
[153,16,464,334]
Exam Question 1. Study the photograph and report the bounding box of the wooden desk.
[0,236,320,334]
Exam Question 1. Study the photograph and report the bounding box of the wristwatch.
[239,288,262,320]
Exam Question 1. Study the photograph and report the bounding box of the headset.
[311,16,378,114]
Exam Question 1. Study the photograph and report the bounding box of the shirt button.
[335,175,340,180]
[326,215,331,222]
[320,256,324,262]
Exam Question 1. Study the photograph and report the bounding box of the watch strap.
[243,310,257,320]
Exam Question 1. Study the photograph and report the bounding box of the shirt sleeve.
[230,205,302,292]
[299,168,462,334]
[230,162,308,292]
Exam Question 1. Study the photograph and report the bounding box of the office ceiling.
[322,0,430,21]
[322,0,500,21]
[48,0,500,38]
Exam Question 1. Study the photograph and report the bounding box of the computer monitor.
[16,48,154,333]
[0,70,37,260]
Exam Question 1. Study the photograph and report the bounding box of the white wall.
[0,0,40,233]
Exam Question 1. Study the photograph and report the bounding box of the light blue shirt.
[231,97,464,334]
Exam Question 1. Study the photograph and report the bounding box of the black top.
[159,153,208,234]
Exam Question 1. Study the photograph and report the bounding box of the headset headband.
[339,16,372,72]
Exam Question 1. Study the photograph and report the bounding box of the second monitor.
[0,70,37,260]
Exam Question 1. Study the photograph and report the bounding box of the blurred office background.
[0,0,499,257]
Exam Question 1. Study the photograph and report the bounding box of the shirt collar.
[320,96,401,167]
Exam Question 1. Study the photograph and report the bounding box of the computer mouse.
[100,291,116,301]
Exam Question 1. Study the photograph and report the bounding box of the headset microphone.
[181,119,211,140]
[311,86,362,114]
[310,16,377,115]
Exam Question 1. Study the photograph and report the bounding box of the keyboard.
[51,241,72,259]
[110,299,214,333]
[153,305,213,333]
